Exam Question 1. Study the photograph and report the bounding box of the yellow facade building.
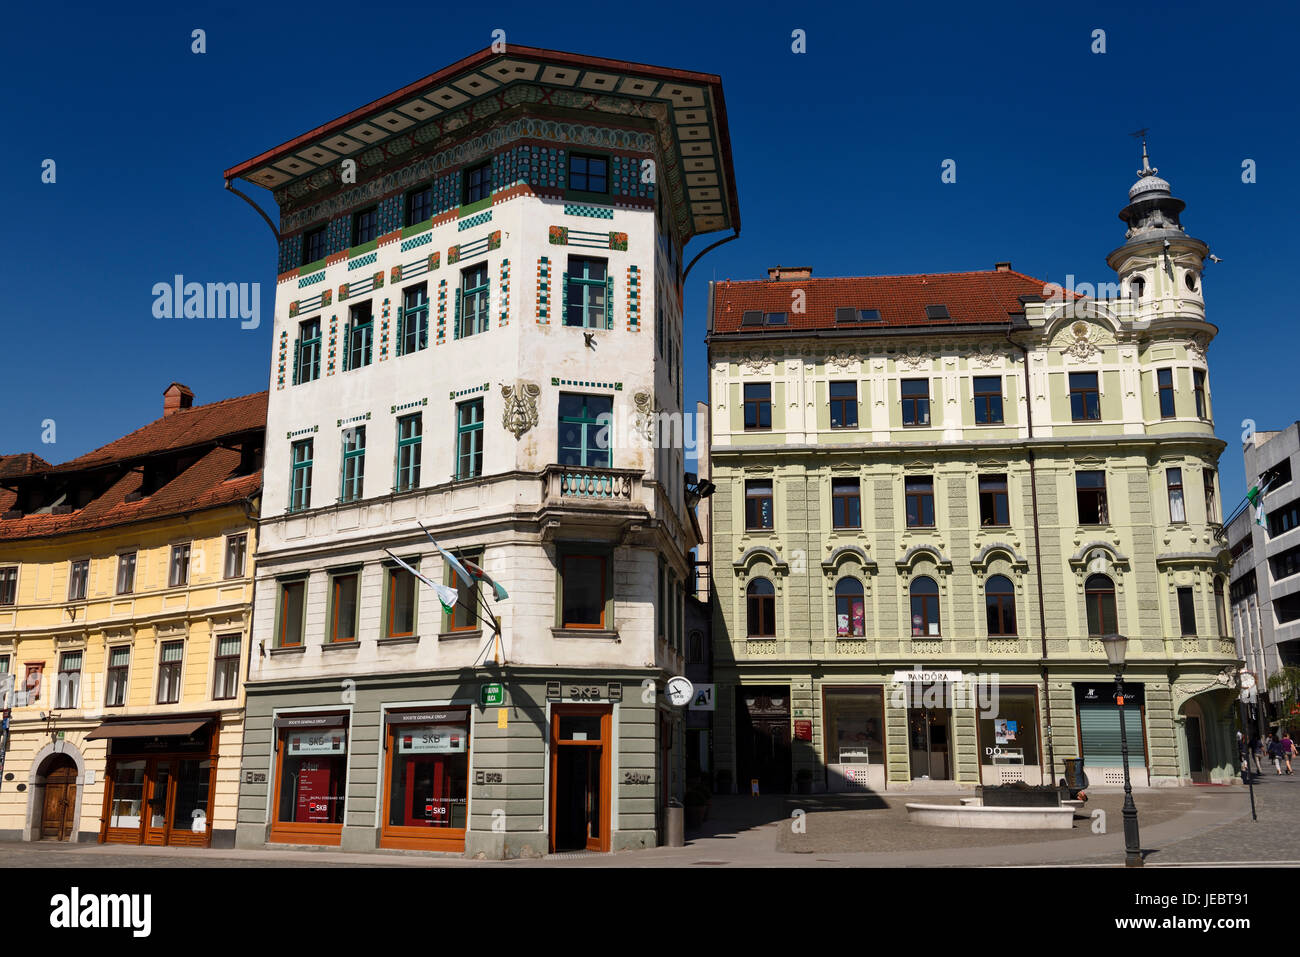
[0,384,265,847]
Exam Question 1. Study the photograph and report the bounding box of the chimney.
[163,382,194,417]
[994,262,1012,272]
[767,265,813,281]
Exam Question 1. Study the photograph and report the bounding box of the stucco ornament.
[741,350,772,374]
[1187,336,1208,363]
[1060,321,1101,361]
[970,343,1002,368]
[500,381,541,438]
[897,347,928,371]
[826,349,860,371]
[631,390,656,443]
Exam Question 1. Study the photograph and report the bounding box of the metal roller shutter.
[1078,703,1146,767]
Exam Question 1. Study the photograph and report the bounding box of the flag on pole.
[462,557,509,602]
[1247,483,1268,528]
[418,523,474,589]
[384,550,458,612]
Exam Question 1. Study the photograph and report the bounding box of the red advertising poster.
[794,719,813,741]
[294,762,334,823]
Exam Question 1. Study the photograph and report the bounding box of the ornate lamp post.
[1100,633,1142,867]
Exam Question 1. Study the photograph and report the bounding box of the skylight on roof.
[924,304,951,319]
[765,312,788,325]
[859,309,882,322]
[741,310,765,327]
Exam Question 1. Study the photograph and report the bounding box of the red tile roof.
[0,393,266,542]
[0,453,51,479]
[710,268,1060,335]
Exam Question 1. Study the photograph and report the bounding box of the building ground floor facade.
[710,663,1240,794]
[0,710,244,848]
[235,667,686,859]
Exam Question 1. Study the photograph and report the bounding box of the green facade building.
[705,152,1239,793]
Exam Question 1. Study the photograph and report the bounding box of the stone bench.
[906,803,1076,829]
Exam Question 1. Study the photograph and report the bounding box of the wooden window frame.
[973,375,1004,424]
[829,381,858,429]
[445,550,483,633]
[68,559,88,601]
[55,651,82,710]
[1069,372,1101,421]
[746,578,776,638]
[168,544,191,588]
[0,566,15,606]
[742,382,772,431]
[909,577,941,637]
[1075,471,1109,525]
[380,715,470,851]
[383,562,419,639]
[212,635,241,700]
[269,717,347,846]
[276,578,307,648]
[24,662,44,702]
[156,641,184,705]
[831,478,861,529]
[1085,574,1117,637]
[548,706,612,853]
[834,578,865,637]
[744,480,774,530]
[115,552,136,595]
[327,571,362,643]
[1157,368,1175,419]
[985,575,1017,636]
[105,647,130,708]
[901,379,930,427]
[558,551,609,630]
[978,474,1010,527]
[905,476,935,528]
[223,534,247,580]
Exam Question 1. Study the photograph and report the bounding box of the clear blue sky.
[3,0,1297,505]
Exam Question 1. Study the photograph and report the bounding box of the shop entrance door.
[143,760,173,846]
[549,707,611,853]
[1185,715,1207,783]
[39,756,77,841]
[907,708,951,780]
[736,688,793,794]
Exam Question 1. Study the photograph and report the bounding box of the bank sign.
[288,730,346,754]
[398,725,467,754]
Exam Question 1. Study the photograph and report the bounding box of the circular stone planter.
[905,803,1076,829]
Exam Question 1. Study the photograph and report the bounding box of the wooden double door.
[103,755,213,846]
[40,757,78,841]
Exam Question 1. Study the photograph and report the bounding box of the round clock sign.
[666,676,694,707]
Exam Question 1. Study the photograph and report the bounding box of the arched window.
[909,577,940,637]
[1085,574,1117,636]
[986,575,1017,636]
[835,578,865,637]
[1129,275,1145,301]
[747,578,775,637]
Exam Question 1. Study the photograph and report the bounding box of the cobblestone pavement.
[0,780,1288,868]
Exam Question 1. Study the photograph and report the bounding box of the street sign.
[480,683,505,706]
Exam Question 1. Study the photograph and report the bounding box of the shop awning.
[86,719,209,740]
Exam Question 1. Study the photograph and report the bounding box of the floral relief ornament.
[1187,336,1208,363]
[970,343,1002,368]
[501,380,541,438]
[1061,321,1100,361]
[826,349,860,371]
[741,350,772,374]
[897,347,928,371]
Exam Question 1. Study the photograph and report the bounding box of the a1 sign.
[689,683,716,711]
[480,683,505,706]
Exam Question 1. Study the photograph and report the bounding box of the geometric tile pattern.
[551,378,622,390]
[449,382,490,400]
[536,255,551,324]
[327,314,338,376]
[626,265,640,331]
[564,203,613,219]
[277,330,288,389]
[458,209,492,231]
[499,258,510,327]
[379,298,391,360]
[436,278,447,345]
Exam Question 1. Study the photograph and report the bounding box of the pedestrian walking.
[1282,731,1295,775]
[1251,734,1265,774]
[1267,734,1283,774]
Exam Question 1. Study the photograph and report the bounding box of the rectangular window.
[116,553,136,595]
[901,379,930,426]
[829,381,858,428]
[456,401,484,480]
[1069,372,1101,421]
[224,534,247,580]
[464,161,491,205]
[973,376,1003,424]
[396,414,423,492]
[1157,368,1175,418]
[1193,370,1207,419]
[55,651,82,710]
[340,427,366,503]
[352,206,378,246]
[276,720,348,826]
[296,317,322,383]
[0,567,14,605]
[905,476,935,528]
[448,550,481,632]
[400,284,429,356]
[743,382,772,431]
[213,635,241,700]
[832,478,861,529]
[1177,587,1197,636]
[978,475,1010,527]
[565,256,608,328]
[1204,470,1218,524]
[561,554,608,628]
[156,641,184,704]
[330,573,360,642]
[745,480,774,530]
[557,393,613,468]
[1167,468,1186,523]
[460,265,489,338]
[105,646,129,707]
[978,688,1039,768]
[569,154,608,194]
[68,560,88,601]
[302,226,327,266]
[169,544,191,588]
[290,439,314,512]
[385,716,469,833]
[386,564,417,638]
[1076,471,1109,525]
[278,580,306,647]
[405,185,432,226]
[347,302,373,370]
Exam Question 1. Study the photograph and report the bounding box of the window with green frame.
[458,265,489,338]
[396,414,422,492]
[398,284,429,356]
[340,427,366,503]
[445,549,482,632]
[563,256,612,329]
[345,301,373,370]
[383,559,419,638]
[456,399,483,480]
[557,393,612,468]
[294,317,321,384]
[289,439,313,512]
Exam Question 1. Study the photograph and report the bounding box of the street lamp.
[1100,633,1143,867]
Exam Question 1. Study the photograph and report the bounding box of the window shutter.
[561,272,569,325]
[395,306,405,357]
[454,288,463,340]
[292,338,301,385]
[605,275,614,329]
[342,323,351,371]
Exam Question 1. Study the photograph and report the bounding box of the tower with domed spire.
[1106,137,1210,324]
